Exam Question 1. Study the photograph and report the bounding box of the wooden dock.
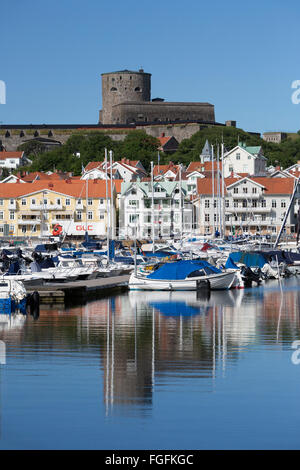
[27,274,130,304]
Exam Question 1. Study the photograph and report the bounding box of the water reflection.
[1,279,300,423]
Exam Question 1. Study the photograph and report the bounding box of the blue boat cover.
[225,252,268,269]
[147,259,221,280]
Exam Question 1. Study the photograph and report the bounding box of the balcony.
[30,203,63,210]
[18,218,41,225]
[230,193,261,199]
[147,192,167,198]
[225,207,270,214]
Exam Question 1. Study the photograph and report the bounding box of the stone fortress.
[0,67,240,152]
[99,68,216,125]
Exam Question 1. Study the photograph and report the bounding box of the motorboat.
[128,259,236,291]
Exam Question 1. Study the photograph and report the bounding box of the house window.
[0,212,3,220]
[88,198,93,206]
[66,198,71,206]
[129,200,139,208]
[10,211,15,220]
[56,199,61,205]
[9,199,14,205]
[77,211,82,220]
[234,187,238,194]
[100,214,104,220]
[88,211,93,220]
[0,199,3,206]
[243,187,248,193]
[272,200,277,208]
[129,214,138,223]
[22,226,27,233]
[225,200,229,208]
[31,199,36,205]
[252,187,257,193]
[21,199,26,206]
[100,199,104,205]
[261,199,266,208]
[205,200,210,208]
[252,200,257,207]
[204,214,210,222]
[242,200,247,208]
[281,200,286,208]
[43,199,47,205]
[77,199,82,205]
[236,153,241,160]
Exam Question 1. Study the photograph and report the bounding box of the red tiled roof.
[153,162,180,177]
[251,177,295,194]
[187,161,221,173]
[0,180,113,198]
[0,151,23,160]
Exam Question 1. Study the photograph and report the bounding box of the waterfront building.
[194,175,298,236]
[119,180,193,239]
[0,179,116,238]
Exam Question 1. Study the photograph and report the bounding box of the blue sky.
[1,0,300,134]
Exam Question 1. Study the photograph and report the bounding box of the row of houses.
[0,141,300,239]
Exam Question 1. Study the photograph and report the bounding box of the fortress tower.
[99,68,215,125]
[99,69,151,124]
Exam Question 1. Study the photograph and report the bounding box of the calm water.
[0,278,300,450]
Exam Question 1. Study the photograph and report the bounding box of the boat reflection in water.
[101,280,300,416]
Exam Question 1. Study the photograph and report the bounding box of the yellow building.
[0,179,116,238]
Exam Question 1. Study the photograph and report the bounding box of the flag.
[158,152,160,163]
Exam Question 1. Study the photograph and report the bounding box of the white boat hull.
[128,271,235,291]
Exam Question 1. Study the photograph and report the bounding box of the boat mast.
[179,163,183,240]
[105,148,110,261]
[151,161,155,253]
[221,141,225,238]
[211,145,215,236]
[274,176,300,248]
[109,150,114,241]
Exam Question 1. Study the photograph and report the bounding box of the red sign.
[76,225,93,231]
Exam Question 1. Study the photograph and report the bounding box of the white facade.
[119,181,194,239]
[223,145,267,178]
[194,177,297,236]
